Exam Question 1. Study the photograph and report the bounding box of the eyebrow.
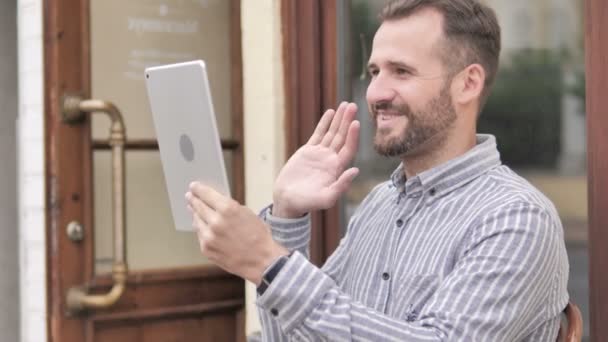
[367,60,420,76]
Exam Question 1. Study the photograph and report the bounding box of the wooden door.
[44,0,245,341]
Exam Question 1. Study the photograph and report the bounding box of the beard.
[370,82,457,158]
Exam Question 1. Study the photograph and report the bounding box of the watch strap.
[257,253,290,295]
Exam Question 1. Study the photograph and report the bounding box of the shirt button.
[429,188,437,196]
[382,272,390,280]
[396,219,404,227]
[270,308,279,316]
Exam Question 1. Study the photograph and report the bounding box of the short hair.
[380,0,501,109]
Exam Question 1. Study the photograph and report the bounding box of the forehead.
[370,8,445,69]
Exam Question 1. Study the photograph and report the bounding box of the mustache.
[370,101,410,117]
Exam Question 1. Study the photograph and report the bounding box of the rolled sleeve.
[260,205,311,254]
[256,251,336,333]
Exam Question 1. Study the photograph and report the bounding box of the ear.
[451,64,485,107]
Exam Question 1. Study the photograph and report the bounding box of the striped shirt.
[253,134,569,341]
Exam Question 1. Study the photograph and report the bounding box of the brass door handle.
[61,94,128,313]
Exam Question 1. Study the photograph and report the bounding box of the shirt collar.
[390,134,502,202]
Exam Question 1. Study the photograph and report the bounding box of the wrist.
[271,191,303,218]
[271,204,304,219]
[251,242,289,286]
[256,251,292,295]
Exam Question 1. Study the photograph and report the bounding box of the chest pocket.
[390,273,440,321]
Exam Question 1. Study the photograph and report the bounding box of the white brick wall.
[17,0,46,341]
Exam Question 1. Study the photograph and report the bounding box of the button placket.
[379,193,409,312]
[381,195,422,313]
[397,194,423,229]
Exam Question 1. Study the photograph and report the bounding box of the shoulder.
[452,165,567,256]
[478,165,561,223]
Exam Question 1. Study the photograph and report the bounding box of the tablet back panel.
[145,60,230,232]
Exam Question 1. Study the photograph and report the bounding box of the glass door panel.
[90,0,235,273]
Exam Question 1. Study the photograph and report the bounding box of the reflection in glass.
[91,0,233,140]
[341,1,587,339]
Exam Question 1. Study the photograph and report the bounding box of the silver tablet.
[145,60,230,232]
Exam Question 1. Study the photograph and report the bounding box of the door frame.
[281,0,341,266]
[44,0,245,340]
[585,0,608,339]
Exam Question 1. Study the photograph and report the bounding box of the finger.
[328,167,360,197]
[194,214,217,254]
[193,211,207,232]
[321,102,347,147]
[189,182,229,211]
[337,120,360,167]
[187,204,198,225]
[330,103,358,151]
[308,109,336,145]
[186,191,216,223]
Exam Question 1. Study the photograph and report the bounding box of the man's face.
[366,9,458,158]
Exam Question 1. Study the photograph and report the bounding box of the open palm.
[272,102,360,218]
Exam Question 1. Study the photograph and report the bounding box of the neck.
[401,126,477,179]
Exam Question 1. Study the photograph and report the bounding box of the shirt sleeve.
[255,202,568,341]
[259,205,312,258]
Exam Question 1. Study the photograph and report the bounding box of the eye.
[368,68,379,77]
[395,68,410,76]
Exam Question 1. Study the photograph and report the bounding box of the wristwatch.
[257,253,291,295]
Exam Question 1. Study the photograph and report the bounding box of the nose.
[366,74,396,106]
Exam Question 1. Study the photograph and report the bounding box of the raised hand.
[272,102,360,218]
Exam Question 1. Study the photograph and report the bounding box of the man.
[186,0,569,340]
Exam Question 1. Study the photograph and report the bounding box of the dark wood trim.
[90,264,234,286]
[585,0,608,339]
[282,0,340,266]
[80,0,95,292]
[281,0,324,266]
[44,0,92,340]
[319,0,341,261]
[91,138,241,151]
[321,1,338,109]
[282,0,321,156]
[231,0,245,204]
[90,300,244,323]
[82,273,243,313]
